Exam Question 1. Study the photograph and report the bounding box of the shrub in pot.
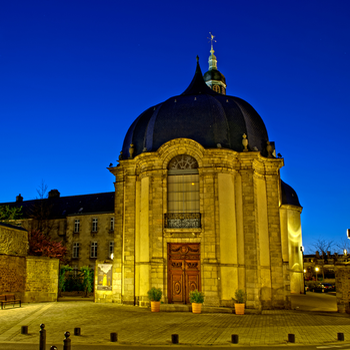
[147,287,162,312]
[232,289,246,315]
[189,289,204,314]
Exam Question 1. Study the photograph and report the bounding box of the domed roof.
[281,180,301,207]
[121,60,269,159]
[203,69,226,85]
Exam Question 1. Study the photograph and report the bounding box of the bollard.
[231,334,239,344]
[171,334,179,344]
[50,347,58,350]
[74,327,81,336]
[39,324,46,350]
[288,334,295,343]
[63,331,71,350]
[110,332,118,342]
[338,333,344,341]
[21,326,28,335]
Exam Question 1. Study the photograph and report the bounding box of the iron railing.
[164,213,201,229]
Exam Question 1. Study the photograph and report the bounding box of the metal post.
[338,333,344,341]
[231,334,239,343]
[288,334,295,343]
[50,347,58,350]
[39,324,46,350]
[110,332,118,342]
[21,326,28,334]
[63,331,71,350]
[171,334,179,344]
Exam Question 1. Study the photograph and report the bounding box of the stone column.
[218,171,238,306]
[137,175,150,306]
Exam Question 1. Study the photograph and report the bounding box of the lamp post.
[315,267,319,282]
[300,246,305,293]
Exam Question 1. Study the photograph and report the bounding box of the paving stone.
[0,301,350,346]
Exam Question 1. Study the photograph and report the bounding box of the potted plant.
[189,289,204,314]
[147,287,162,312]
[232,289,246,315]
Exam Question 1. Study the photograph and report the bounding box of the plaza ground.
[0,293,349,348]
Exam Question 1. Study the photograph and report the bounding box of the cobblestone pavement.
[0,301,350,347]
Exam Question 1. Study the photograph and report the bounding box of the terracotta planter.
[234,303,245,315]
[151,301,161,312]
[192,302,202,314]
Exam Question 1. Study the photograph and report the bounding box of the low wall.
[23,256,59,303]
[0,255,26,299]
[335,263,350,313]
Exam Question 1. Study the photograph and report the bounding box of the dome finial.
[207,32,217,70]
[208,32,216,55]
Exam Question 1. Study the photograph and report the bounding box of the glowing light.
[110,253,114,260]
[344,249,347,256]
[315,267,319,272]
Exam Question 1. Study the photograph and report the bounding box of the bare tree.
[312,238,334,255]
[29,180,55,235]
[335,238,350,254]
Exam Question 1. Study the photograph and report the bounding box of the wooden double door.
[167,243,201,304]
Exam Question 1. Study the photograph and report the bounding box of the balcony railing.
[164,213,201,229]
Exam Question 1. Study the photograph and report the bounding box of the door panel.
[168,243,200,304]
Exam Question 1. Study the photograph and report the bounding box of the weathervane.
[208,32,216,52]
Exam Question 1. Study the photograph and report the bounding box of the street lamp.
[315,267,319,281]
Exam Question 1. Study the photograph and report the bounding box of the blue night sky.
[1,1,349,253]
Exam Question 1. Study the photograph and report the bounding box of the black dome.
[121,61,269,159]
[203,70,226,85]
[281,180,301,207]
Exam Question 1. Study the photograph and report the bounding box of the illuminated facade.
[96,48,304,309]
[1,46,303,310]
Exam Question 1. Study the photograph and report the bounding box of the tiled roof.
[0,192,115,219]
[0,222,28,231]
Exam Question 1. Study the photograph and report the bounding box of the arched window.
[213,85,220,93]
[166,155,200,228]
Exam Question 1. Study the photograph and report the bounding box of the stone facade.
[105,138,304,309]
[16,212,115,270]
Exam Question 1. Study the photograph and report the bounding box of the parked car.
[322,283,335,292]
[311,283,325,293]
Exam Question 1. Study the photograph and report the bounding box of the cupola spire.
[204,32,227,95]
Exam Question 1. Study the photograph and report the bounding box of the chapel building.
[103,47,304,310]
[0,46,304,310]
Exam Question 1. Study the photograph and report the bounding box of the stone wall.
[0,223,28,256]
[335,263,350,313]
[0,224,28,299]
[23,256,59,303]
[0,255,26,298]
